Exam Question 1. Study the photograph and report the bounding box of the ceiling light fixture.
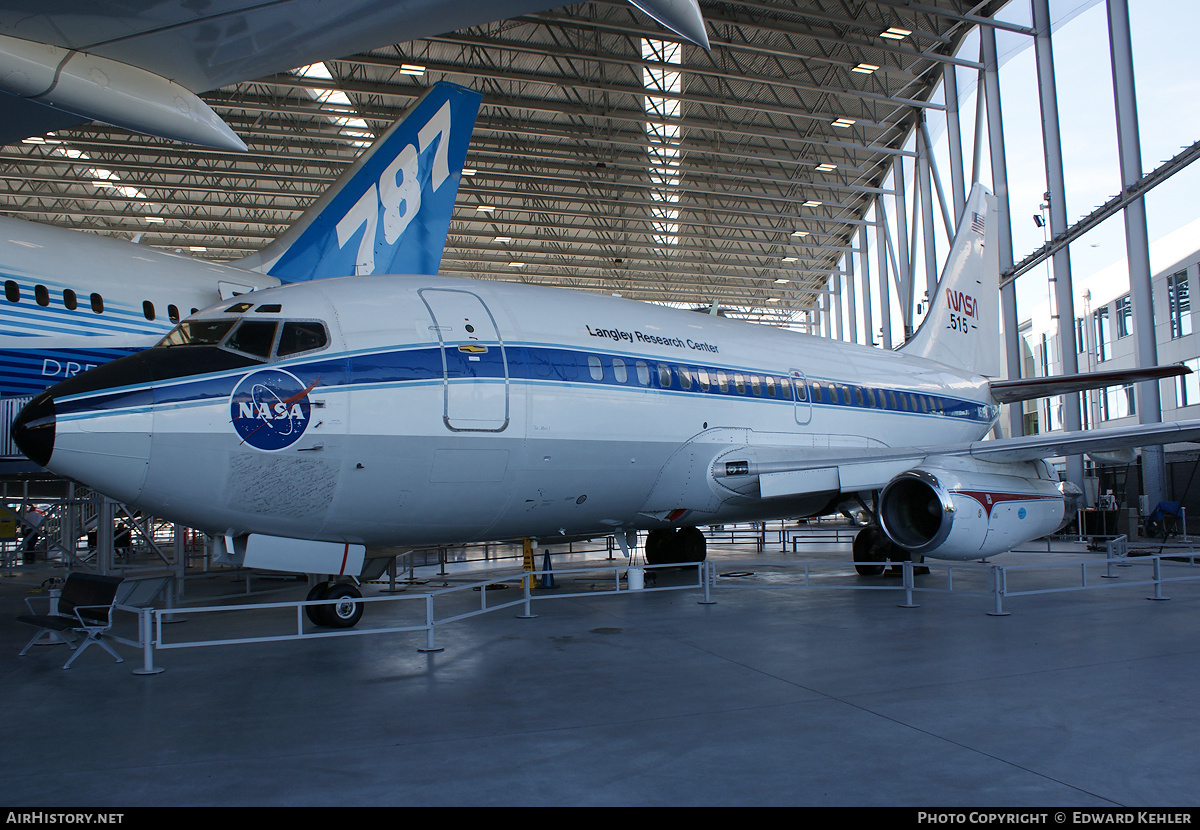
[881,27,911,40]
[852,63,880,73]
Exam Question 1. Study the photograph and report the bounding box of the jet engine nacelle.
[877,461,1083,560]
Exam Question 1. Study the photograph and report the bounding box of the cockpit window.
[225,302,254,313]
[224,320,278,359]
[158,319,236,348]
[156,317,328,362]
[276,322,328,357]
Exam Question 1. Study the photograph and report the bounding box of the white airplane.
[12,183,1198,628]
[0,81,481,402]
[0,0,707,149]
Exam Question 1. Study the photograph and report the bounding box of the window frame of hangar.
[1168,269,1191,339]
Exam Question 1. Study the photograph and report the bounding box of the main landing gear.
[644,527,707,566]
[852,525,926,577]
[306,581,364,628]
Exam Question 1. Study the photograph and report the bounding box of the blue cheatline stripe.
[49,340,997,427]
[0,347,139,398]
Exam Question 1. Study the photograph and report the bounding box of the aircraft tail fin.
[238,81,482,282]
[898,183,1001,377]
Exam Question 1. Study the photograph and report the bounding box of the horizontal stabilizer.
[989,364,1189,405]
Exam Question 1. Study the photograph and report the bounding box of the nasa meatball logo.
[230,369,317,451]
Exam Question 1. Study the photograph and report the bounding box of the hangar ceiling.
[0,1,1003,328]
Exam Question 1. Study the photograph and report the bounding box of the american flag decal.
[970,212,985,234]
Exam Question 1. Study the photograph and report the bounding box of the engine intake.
[878,469,954,555]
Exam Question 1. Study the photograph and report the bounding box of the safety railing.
[96,538,1200,675]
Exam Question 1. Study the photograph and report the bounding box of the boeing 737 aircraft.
[0,81,481,402]
[13,183,1200,627]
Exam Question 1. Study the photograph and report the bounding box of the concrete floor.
[3,536,1200,807]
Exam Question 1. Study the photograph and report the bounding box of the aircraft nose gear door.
[420,288,510,432]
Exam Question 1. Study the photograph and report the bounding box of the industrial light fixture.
[881,27,911,40]
[189,246,207,252]
[767,297,780,303]
[507,261,525,267]
[145,216,165,224]
[399,64,426,76]
[476,205,495,213]
[815,163,837,172]
[852,63,880,74]
[462,168,477,176]
[781,257,798,263]
[775,278,790,284]
[831,117,856,128]
[791,230,810,238]
[803,200,822,207]
[494,236,512,243]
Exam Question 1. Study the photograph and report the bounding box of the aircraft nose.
[12,391,55,467]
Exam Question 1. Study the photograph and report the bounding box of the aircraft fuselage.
[19,274,1001,548]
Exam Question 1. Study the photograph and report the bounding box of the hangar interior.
[3,0,1200,808]
[3,0,1198,524]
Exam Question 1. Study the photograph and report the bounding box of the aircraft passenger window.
[780,378,790,399]
[678,368,692,390]
[734,373,746,394]
[794,378,805,401]
[612,358,628,384]
[855,387,864,407]
[811,383,822,403]
[766,376,776,397]
[143,301,155,321]
[697,368,711,391]
[886,391,896,409]
[158,319,236,347]
[34,285,49,307]
[168,305,180,323]
[636,361,650,386]
[63,289,77,310]
[4,281,18,303]
[716,370,728,392]
[90,293,103,313]
[276,322,329,357]
[841,386,851,405]
[588,355,604,381]
[750,376,761,395]
[657,364,671,387]
[225,320,278,359]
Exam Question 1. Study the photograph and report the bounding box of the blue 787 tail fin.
[239,81,483,281]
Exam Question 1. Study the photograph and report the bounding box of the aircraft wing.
[0,0,708,148]
[725,418,1200,498]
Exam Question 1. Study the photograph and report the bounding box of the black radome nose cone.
[12,391,55,467]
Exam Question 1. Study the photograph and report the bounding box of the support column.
[876,196,893,349]
[1108,0,1166,511]
[982,26,1021,438]
[1033,0,1085,496]
[943,62,967,222]
[846,243,858,344]
[918,124,939,303]
[859,223,874,346]
[893,156,913,340]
